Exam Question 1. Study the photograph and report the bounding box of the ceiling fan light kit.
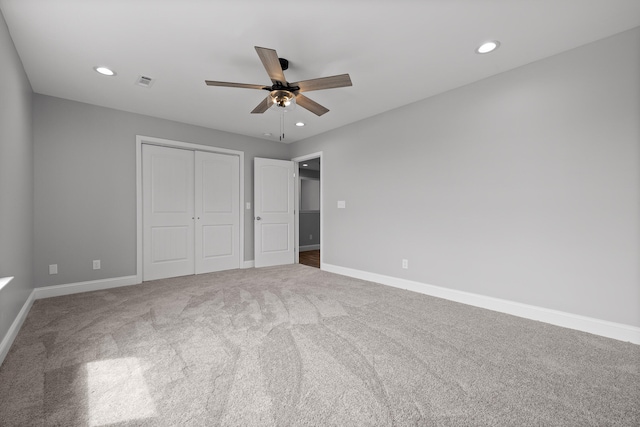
[269,89,296,108]
[205,46,352,140]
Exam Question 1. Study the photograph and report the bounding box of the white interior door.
[254,158,295,268]
[195,151,240,273]
[142,144,195,280]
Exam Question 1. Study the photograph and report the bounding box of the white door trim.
[292,152,323,268]
[136,135,245,283]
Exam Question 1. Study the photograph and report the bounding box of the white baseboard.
[34,275,139,299]
[0,290,36,367]
[4,266,636,369]
[300,245,320,252]
[321,263,640,345]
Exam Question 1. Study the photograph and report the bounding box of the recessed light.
[295,122,305,127]
[302,163,308,167]
[263,133,272,137]
[476,41,500,54]
[94,66,116,76]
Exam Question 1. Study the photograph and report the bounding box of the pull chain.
[279,111,285,141]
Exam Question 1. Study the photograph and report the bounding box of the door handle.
[256,216,261,220]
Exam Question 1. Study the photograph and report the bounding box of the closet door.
[142,145,195,281]
[195,151,240,273]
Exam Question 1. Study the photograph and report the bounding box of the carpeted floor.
[0,264,638,426]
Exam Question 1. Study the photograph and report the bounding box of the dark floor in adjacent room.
[299,250,320,268]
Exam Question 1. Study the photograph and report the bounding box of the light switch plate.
[337,200,346,209]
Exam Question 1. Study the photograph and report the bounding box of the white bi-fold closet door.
[142,144,240,281]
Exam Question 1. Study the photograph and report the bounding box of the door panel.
[261,223,290,252]
[151,226,190,262]
[143,145,195,280]
[195,151,240,273]
[254,158,295,267]
[261,165,291,213]
[203,225,233,257]
[151,156,191,213]
[203,160,234,212]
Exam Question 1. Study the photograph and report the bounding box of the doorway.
[293,153,322,269]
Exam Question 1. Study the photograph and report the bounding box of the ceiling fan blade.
[251,96,272,114]
[205,80,267,90]
[292,74,352,93]
[295,94,329,116]
[255,46,287,84]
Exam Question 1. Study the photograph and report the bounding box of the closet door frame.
[135,135,245,283]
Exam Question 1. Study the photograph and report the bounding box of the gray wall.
[0,10,34,343]
[300,169,320,180]
[299,212,320,247]
[290,28,640,327]
[33,95,290,287]
[299,172,321,248]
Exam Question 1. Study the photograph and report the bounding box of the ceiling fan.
[205,46,352,116]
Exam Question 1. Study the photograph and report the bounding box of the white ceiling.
[2,1,639,144]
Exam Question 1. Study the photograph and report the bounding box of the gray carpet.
[0,264,638,426]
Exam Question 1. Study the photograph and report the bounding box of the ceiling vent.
[135,75,154,88]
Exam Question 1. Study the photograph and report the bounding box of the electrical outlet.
[402,259,408,269]
[93,260,101,270]
[49,264,58,275]
[309,234,313,240]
